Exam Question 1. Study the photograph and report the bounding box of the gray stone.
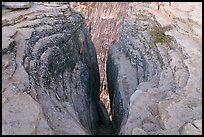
[3,2,31,9]
[107,2,201,135]
[107,6,164,134]
[36,114,54,135]
[2,4,101,135]
[132,127,148,135]
[2,90,41,135]
[180,122,202,135]
[192,119,202,131]
[2,2,202,135]
[20,8,100,134]
[158,100,171,129]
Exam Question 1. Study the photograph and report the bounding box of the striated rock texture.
[107,7,164,133]
[107,2,202,135]
[2,3,102,135]
[2,2,202,135]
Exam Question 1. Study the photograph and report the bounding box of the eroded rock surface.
[2,2,202,135]
[2,3,101,135]
[179,119,202,135]
[2,90,53,135]
[3,2,32,9]
[107,2,202,135]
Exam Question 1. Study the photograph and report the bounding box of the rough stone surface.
[3,2,32,9]
[179,120,202,135]
[2,3,102,135]
[2,90,42,135]
[107,2,202,135]
[2,2,202,135]
[131,127,148,135]
[107,5,164,134]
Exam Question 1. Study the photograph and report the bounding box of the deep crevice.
[2,2,200,135]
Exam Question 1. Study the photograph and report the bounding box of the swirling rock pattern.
[107,2,202,135]
[2,2,202,135]
[22,9,101,135]
[2,3,102,135]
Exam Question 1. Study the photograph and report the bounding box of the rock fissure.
[2,2,202,135]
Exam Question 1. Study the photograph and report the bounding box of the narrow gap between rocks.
[94,47,115,135]
[68,4,129,135]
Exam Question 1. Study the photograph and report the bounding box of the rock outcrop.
[107,7,164,134]
[107,2,202,135]
[2,2,202,135]
[2,3,102,135]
